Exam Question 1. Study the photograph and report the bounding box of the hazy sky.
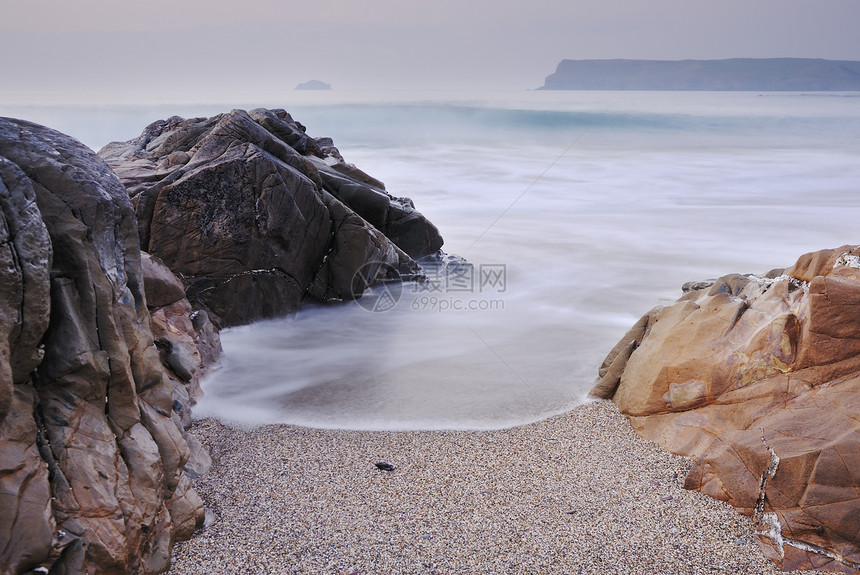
[2,0,860,102]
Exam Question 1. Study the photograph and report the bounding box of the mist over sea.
[8,90,860,429]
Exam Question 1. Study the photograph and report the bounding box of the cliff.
[539,58,860,91]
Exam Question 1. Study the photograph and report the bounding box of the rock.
[0,148,55,575]
[593,245,860,572]
[681,279,715,293]
[189,308,222,368]
[592,311,658,400]
[0,117,206,574]
[0,386,54,575]
[156,337,196,382]
[141,251,186,308]
[375,461,396,471]
[295,80,332,90]
[149,297,221,429]
[166,474,205,542]
[100,108,442,327]
[0,151,52,417]
[183,433,212,479]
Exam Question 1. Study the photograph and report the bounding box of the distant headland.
[538,58,860,90]
[295,79,332,90]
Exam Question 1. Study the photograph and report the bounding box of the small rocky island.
[295,79,332,90]
[539,58,860,90]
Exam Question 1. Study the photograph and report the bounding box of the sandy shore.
[168,400,818,575]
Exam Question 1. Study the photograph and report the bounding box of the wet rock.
[164,338,197,382]
[183,433,213,479]
[149,297,221,429]
[100,108,442,327]
[593,245,860,572]
[141,251,186,308]
[309,156,444,258]
[0,117,205,574]
[189,308,222,368]
[681,279,715,293]
[0,151,51,417]
[0,386,54,574]
[374,461,396,471]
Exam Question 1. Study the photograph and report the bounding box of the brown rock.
[141,251,186,308]
[139,246,222,432]
[592,310,658,399]
[0,386,54,574]
[100,108,441,327]
[308,156,444,259]
[593,246,860,572]
[0,117,205,574]
[785,245,859,283]
[149,297,222,430]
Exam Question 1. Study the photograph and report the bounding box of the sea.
[5,90,860,430]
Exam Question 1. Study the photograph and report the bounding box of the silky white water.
[7,90,860,429]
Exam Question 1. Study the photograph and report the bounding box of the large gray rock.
[100,108,442,327]
[0,117,205,575]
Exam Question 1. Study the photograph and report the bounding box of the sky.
[2,0,860,103]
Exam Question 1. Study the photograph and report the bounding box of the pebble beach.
[168,400,819,575]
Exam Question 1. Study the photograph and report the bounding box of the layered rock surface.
[593,246,860,573]
[0,118,213,574]
[99,108,443,327]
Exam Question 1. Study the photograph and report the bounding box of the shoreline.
[168,400,823,574]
